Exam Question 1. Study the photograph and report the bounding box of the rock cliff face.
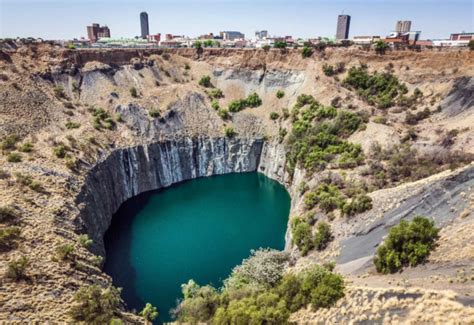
[75,137,288,255]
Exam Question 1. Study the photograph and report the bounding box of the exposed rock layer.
[75,137,290,255]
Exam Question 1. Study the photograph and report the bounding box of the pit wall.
[75,137,296,255]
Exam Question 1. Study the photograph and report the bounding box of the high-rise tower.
[140,12,149,39]
[336,15,351,40]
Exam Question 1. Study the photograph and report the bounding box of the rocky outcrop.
[442,77,474,117]
[76,137,274,255]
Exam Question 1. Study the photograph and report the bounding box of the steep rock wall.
[75,137,279,255]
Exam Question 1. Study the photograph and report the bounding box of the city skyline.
[1,0,473,40]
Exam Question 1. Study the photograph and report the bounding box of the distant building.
[87,23,110,42]
[255,30,268,39]
[220,31,245,41]
[199,33,215,40]
[352,35,381,45]
[336,15,351,40]
[450,32,474,41]
[147,34,161,43]
[395,21,412,33]
[385,30,421,45]
[140,12,149,39]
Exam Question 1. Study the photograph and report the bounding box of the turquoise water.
[104,172,290,323]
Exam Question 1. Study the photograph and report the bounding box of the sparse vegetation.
[228,92,262,112]
[129,87,138,98]
[0,226,21,251]
[217,108,229,120]
[53,144,68,158]
[18,142,33,153]
[301,46,313,58]
[224,127,236,138]
[276,90,285,99]
[53,85,66,99]
[7,152,22,162]
[90,107,116,130]
[56,243,75,261]
[69,285,122,324]
[5,256,29,281]
[0,206,18,223]
[198,75,212,88]
[149,108,160,118]
[206,88,224,99]
[78,234,93,248]
[270,112,279,120]
[374,216,439,273]
[140,303,159,323]
[1,134,19,152]
[211,100,220,110]
[65,121,81,129]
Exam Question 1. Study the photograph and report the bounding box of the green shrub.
[139,303,159,322]
[53,144,67,158]
[309,272,345,309]
[18,142,33,153]
[78,234,93,248]
[291,217,314,256]
[217,108,229,120]
[343,65,406,109]
[245,92,262,107]
[184,63,191,70]
[374,216,439,274]
[129,87,138,97]
[175,258,344,324]
[14,172,32,186]
[274,41,287,48]
[53,85,66,98]
[301,46,313,58]
[224,127,236,138]
[322,64,335,76]
[276,90,285,99]
[228,99,247,112]
[342,194,373,216]
[198,75,212,88]
[207,88,223,99]
[65,121,81,129]
[65,157,77,171]
[314,222,332,251]
[0,134,19,151]
[149,108,160,118]
[278,128,287,143]
[69,285,122,324]
[115,114,124,123]
[0,206,18,223]
[374,40,389,55]
[211,100,220,110]
[5,256,29,281]
[56,243,75,261]
[91,108,115,130]
[7,152,21,162]
[270,112,279,120]
[193,41,202,49]
[0,226,21,251]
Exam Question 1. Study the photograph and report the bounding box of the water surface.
[104,172,290,323]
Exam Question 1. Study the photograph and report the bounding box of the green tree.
[69,285,122,324]
[276,90,285,99]
[374,216,439,273]
[291,217,314,256]
[314,222,332,251]
[274,41,287,48]
[301,46,313,58]
[374,40,389,55]
[139,303,159,323]
[193,41,202,49]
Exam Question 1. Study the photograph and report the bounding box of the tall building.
[86,23,110,42]
[395,21,412,33]
[336,15,351,40]
[140,12,149,39]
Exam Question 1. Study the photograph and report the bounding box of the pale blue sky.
[1,0,473,40]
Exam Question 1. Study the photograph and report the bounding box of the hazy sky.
[1,0,473,40]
